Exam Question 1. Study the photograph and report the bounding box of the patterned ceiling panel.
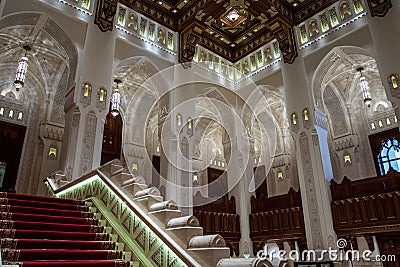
[117,0,346,63]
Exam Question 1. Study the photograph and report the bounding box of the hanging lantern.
[14,45,31,91]
[111,79,122,117]
[357,67,372,107]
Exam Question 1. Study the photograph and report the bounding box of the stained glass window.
[377,138,400,175]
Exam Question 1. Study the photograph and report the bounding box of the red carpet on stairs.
[0,220,104,233]
[1,239,116,250]
[0,212,99,225]
[0,205,94,218]
[0,229,110,241]
[0,198,90,211]
[0,192,130,267]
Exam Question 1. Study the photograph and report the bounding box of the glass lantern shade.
[359,74,372,107]
[111,88,121,117]
[14,56,28,91]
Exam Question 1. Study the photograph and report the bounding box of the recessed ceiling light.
[293,2,298,6]
[184,0,188,3]
[209,31,214,34]
[231,43,236,47]
[243,36,247,40]
[158,1,162,4]
[254,29,258,32]
[220,37,224,41]
[172,9,177,13]
[227,9,240,22]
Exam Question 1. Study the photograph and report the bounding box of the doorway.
[0,121,26,191]
[101,112,123,165]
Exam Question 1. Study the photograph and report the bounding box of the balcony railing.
[249,188,306,253]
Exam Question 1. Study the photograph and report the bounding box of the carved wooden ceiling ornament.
[103,0,341,63]
[267,17,297,64]
[179,22,204,66]
[366,0,392,17]
[95,0,119,32]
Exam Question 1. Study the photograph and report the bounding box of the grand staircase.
[0,192,131,266]
[44,160,232,267]
[6,160,270,267]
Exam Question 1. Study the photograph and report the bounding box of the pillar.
[225,117,254,257]
[60,8,116,180]
[0,0,6,17]
[282,56,337,250]
[159,86,195,216]
[366,1,400,117]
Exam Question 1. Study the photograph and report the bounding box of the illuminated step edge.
[45,160,233,267]
[46,173,193,267]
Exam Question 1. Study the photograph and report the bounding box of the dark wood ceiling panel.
[117,0,343,63]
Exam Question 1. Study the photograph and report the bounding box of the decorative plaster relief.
[72,106,81,128]
[50,68,69,124]
[43,18,78,89]
[80,111,97,175]
[38,139,44,157]
[64,88,75,112]
[299,131,323,249]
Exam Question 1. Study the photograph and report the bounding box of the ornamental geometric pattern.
[50,68,69,123]
[136,229,146,250]
[366,0,392,17]
[118,0,342,64]
[167,250,179,267]
[151,247,164,267]
[52,176,188,267]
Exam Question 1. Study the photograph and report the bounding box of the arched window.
[377,138,400,175]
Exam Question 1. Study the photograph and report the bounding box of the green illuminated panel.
[54,175,187,267]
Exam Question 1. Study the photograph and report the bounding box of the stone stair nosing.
[106,162,231,267]
[84,199,134,265]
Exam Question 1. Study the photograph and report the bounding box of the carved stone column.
[282,56,337,250]
[225,134,255,257]
[366,1,400,120]
[159,89,195,216]
[60,13,116,180]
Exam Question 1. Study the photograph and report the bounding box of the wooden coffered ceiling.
[97,0,366,64]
